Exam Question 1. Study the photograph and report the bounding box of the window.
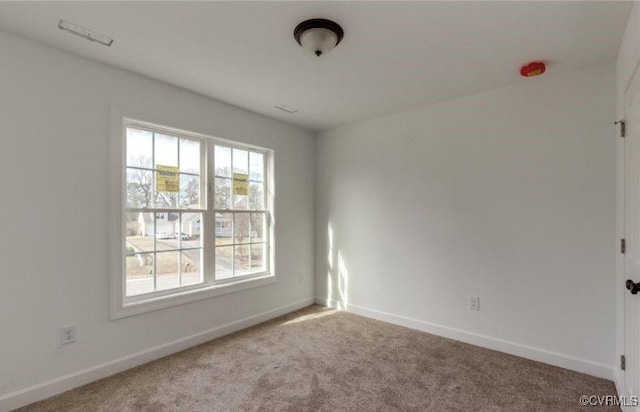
[213,146,267,279]
[117,119,273,316]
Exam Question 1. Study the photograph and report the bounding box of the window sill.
[112,273,277,319]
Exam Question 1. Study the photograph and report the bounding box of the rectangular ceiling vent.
[275,105,298,114]
[58,20,114,47]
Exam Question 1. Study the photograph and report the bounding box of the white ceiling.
[0,1,632,131]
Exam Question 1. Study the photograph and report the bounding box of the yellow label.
[156,165,179,193]
[233,173,249,195]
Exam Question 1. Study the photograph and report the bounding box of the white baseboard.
[315,297,614,381]
[613,370,640,411]
[314,296,331,307]
[614,369,627,407]
[0,297,314,412]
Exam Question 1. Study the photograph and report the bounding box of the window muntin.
[122,121,271,303]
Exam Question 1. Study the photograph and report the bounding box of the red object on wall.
[520,62,546,77]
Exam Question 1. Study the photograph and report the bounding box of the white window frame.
[110,113,276,319]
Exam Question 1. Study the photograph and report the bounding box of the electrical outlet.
[469,296,480,311]
[60,325,77,345]
[299,274,304,284]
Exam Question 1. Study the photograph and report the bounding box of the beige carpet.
[18,305,617,411]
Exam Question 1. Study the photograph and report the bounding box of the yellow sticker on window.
[233,173,249,195]
[156,165,179,193]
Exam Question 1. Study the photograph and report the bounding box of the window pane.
[126,212,154,252]
[232,148,248,175]
[126,253,154,296]
[154,191,178,208]
[249,182,264,210]
[233,192,247,210]
[234,213,250,244]
[155,133,178,168]
[215,213,233,245]
[156,251,180,291]
[215,145,231,177]
[249,152,264,182]
[232,151,248,210]
[181,250,202,286]
[215,246,233,279]
[180,138,200,174]
[126,168,152,208]
[179,174,200,208]
[250,243,266,274]
[250,213,265,243]
[234,245,250,276]
[180,213,201,248]
[215,177,231,209]
[126,128,153,168]
[155,213,180,251]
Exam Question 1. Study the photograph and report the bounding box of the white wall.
[315,63,616,378]
[615,1,640,399]
[0,30,314,409]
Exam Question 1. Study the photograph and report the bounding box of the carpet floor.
[18,305,617,411]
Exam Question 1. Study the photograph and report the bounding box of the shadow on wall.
[327,222,350,310]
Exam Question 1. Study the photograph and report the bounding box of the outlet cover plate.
[60,325,77,345]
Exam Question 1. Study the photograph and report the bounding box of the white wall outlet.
[60,325,77,345]
[469,296,480,311]
[299,274,304,284]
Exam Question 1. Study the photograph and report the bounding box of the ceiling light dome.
[294,18,344,57]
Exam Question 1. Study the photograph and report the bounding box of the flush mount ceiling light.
[294,18,343,57]
[58,20,114,46]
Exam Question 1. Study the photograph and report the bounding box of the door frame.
[617,58,640,403]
